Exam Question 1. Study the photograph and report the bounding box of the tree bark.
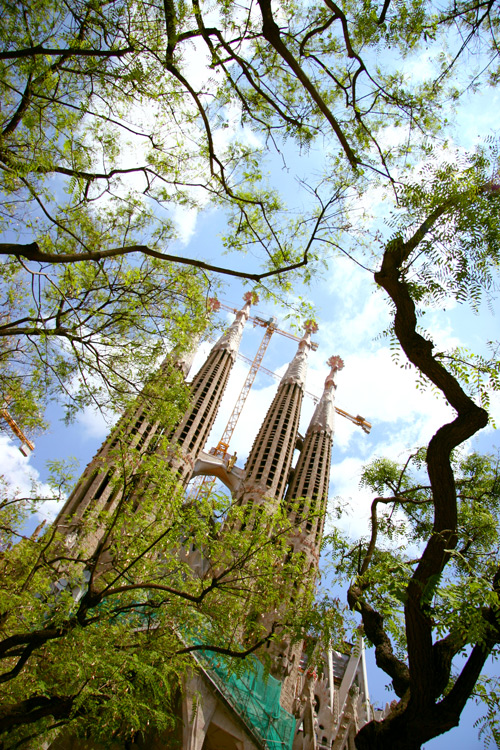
[352,228,490,749]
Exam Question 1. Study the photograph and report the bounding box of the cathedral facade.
[53,295,373,750]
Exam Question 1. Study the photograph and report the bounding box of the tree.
[0,0,313,434]
[3,1,500,747]
[309,146,499,748]
[338,152,500,749]
[0,253,212,431]
[0,384,328,748]
[6,0,494,434]
[338,449,500,750]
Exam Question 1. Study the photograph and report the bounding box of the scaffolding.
[191,642,296,750]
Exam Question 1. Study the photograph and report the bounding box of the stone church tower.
[54,294,253,544]
[53,295,373,750]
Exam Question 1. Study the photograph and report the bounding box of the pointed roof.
[281,320,318,387]
[212,292,258,356]
[308,355,344,433]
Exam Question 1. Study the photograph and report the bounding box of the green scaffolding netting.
[92,596,296,749]
[193,645,296,750]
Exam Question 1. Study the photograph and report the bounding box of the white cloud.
[37,496,65,523]
[0,435,39,495]
[171,204,199,246]
[327,455,372,539]
[373,125,413,152]
[213,99,264,153]
[0,435,63,522]
[77,404,117,441]
[334,347,454,430]
[455,87,500,149]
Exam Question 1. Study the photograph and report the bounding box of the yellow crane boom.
[0,408,35,455]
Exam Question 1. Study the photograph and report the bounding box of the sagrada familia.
[53,294,375,750]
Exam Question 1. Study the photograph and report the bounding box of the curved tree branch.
[0,694,75,733]
[1,242,311,282]
[348,583,410,697]
[360,208,490,744]
[0,45,133,60]
[256,0,360,168]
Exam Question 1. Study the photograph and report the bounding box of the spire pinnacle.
[243,290,259,305]
[212,293,257,356]
[308,354,344,433]
[207,297,221,312]
[325,355,344,389]
[281,321,317,387]
[304,319,318,335]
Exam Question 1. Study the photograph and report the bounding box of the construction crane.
[217,301,319,350]
[218,301,371,435]
[213,317,277,460]
[188,303,371,498]
[209,303,318,461]
[0,408,35,456]
[189,307,312,497]
[237,353,371,434]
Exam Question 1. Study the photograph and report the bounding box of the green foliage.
[0,251,211,431]
[475,676,500,749]
[437,341,500,416]
[0,392,318,746]
[2,0,500,441]
[2,2,500,748]
[390,145,500,311]
[337,449,500,666]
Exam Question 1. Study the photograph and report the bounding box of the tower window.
[93,470,113,501]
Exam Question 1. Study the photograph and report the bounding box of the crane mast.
[219,301,371,435]
[188,302,371,498]
[214,317,277,458]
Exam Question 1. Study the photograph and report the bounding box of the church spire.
[237,321,317,507]
[167,293,257,484]
[54,295,258,536]
[264,355,344,708]
[280,320,317,387]
[285,354,344,554]
[211,291,254,357]
[308,354,344,434]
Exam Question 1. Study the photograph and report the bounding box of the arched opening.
[201,722,242,750]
